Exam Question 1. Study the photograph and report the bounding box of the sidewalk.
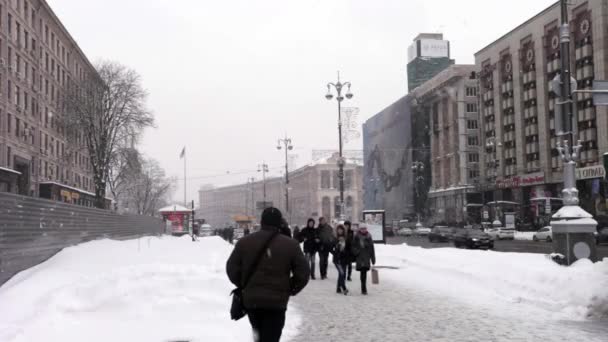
[289,265,608,342]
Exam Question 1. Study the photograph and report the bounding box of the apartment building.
[0,0,96,205]
[475,0,608,224]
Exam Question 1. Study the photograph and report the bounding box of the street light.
[325,71,353,220]
[277,136,293,215]
[411,161,425,221]
[257,163,269,208]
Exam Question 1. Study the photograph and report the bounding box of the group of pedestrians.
[296,217,375,295]
[226,207,376,342]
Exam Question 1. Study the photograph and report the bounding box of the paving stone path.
[290,266,608,342]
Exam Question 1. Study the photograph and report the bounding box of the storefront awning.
[0,167,21,175]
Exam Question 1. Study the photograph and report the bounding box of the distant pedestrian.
[298,218,320,280]
[332,224,349,295]
[317,217,335,280]
[292,225,301,241]
[279,218,292,238]
[227,227,234,244]
[351,224,376,295]
[244,227,251,236]
[226,207,310,342]
[344,221,355,281]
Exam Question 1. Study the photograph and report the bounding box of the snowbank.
[376,244,608,320]
[0,236,300,342]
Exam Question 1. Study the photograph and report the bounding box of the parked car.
[533,226,553,242]
[200,224,213,237]
[453,229,494,249]
[428,226,453,242]
[486,227,515,240]
[397,228,413,237]
[413,226,432,236]
[595,227,608,245]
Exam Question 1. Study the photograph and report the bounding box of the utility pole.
[550,0,597,265]
[248,177,255,217]
[277,136,293,215]
[257,163,269,208]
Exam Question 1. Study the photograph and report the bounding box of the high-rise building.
[476,0,608,226]
[0,0,97,206]
[407,33,454,91]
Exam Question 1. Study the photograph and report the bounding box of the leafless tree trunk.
[129,158,174,216]
[108,147,143,212]
[61,61,154,208]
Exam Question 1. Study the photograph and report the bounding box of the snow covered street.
[0,236,606,342]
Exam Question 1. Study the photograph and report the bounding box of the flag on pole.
[180,147,186,159]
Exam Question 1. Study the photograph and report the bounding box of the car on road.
[397,228,413,237]
[595,227,608,245]
[533,226,552,242]
[485,227,515,240]
[428,226,453,242]
[453,229,494,249]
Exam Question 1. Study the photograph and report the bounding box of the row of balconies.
[503,131,516,142]
[525,142,540,154]
[502,114,515,126]
[524,106,537,119]
[501,98,514,110]
[523,88,537,101]
[522,71,536,85]
[526,160,541,171]
[575,44,593,61]
[575,65,594,80]
[500,81,514,94]
[546,59,560,73]
[524,124,539,136]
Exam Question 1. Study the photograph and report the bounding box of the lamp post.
[325,71,353,220]
[277,136,293,215]
[549,0,597,265]
[257,163,269,208]
[247,177,255,217]
[411,161,425,219]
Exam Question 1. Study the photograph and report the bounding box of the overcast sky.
[48,0,555,204]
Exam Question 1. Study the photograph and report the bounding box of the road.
[387,235,608,259]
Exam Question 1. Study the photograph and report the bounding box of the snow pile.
[376,244,608,320]
[0,236,300,342]
[515,231,535,240]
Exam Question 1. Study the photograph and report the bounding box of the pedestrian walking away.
[331,224,349,295]
[317,217,335,280]
[298,218,320,280]
[226,207,310,342]
[344,221,355,281]
[351,224,376,295]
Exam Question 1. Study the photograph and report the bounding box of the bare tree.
[128,158,175,216]
[61,61,154,208]
[107,147,143,212]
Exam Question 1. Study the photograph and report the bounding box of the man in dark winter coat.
[226,207,309,342]
[298,218,320,279]
[344,221,355,281]
[317,217,335,280]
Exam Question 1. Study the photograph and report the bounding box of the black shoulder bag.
[230,231,278,320]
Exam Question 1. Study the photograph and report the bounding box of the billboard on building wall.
[362,95,413,221]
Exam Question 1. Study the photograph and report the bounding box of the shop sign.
[60,190,71,200]
[575,165,605,180]
[71,192,80,200]
[496,172,544,189]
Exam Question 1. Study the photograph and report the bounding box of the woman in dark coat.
[344,221,355,281]
[298,218,320,280]
[331,225,349,295]
[351,225,376,295]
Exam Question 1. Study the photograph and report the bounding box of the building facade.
[407,33,454,91]
[475,0,608,226]
[0,0,96,205]
[199,154,364,228]
[411,65,481,224]
[362,95,414,223]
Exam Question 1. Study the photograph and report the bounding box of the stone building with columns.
[199,153,364,228]
[411,65,482,224]
[475,0,608,226]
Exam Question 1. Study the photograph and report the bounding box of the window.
[467,120,478,129]
[466,103,478,113]
[7,146,11,168]
[344,170,353,189]
[468,153,479,163]
[15,117,20,137]
[24,30,28,49]
[7,80,11,99]
[8,13,12,34]
[332,170,339,189]
[334,197,341,219]
[7,113,11,133]
[468,169,480,179]
[468,136,479,146]
[466,87,477,97]
[322,196,331,218]
[321,170,330,189]
[15,85,20,105]
[16,22,20,44]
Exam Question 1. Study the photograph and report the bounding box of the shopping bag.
[371,268,379,285]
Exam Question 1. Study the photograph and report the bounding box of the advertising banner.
[362,210,385,243]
